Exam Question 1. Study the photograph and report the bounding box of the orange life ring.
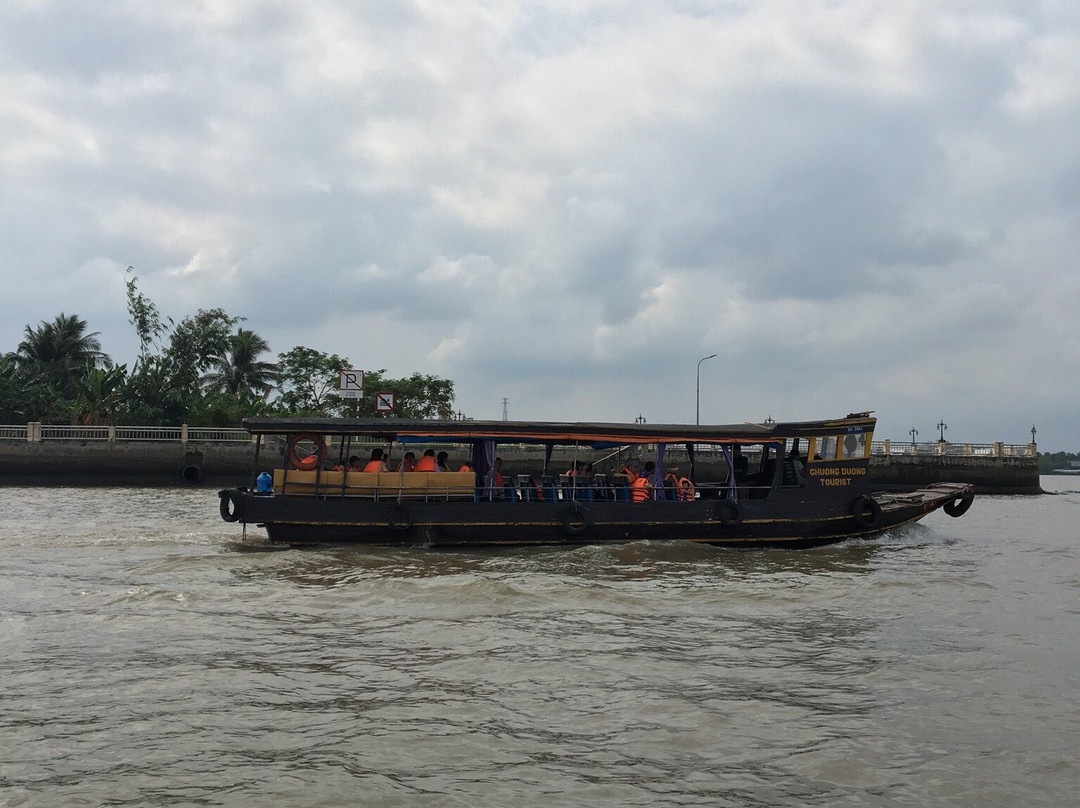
[287,433,327,470]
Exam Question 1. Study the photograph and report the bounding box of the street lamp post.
[696,354,717,425]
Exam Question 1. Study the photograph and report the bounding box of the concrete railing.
[872,440,1036,458]
[4,423,256,444]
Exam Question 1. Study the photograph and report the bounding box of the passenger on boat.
[731,445,749,486]
[565,460,588,477]
[631,462,656,502]
[415,449,438,472]
[399,451,417,472]
[782,446,805,487]
[459,461,473,472]
[664,468,680,500]
[363,448,390,473]
[436,451,449,472]
[333,455,363,472]
[493,457,505,488]
[661,468,693,501]
[619,458,641,483]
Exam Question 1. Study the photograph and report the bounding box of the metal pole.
[696,354,717,425]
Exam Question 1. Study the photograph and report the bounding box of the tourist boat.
[217,412,974,548]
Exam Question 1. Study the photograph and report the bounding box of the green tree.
[276,347,351,415]
[0,355,25,422]
[7,313,108,381]
[163,308,242,398]
[125,267,167,358]
[123,269,244,423]
[69,362,128,426]
[122,355,188,425]
[4,313,111,419]
[202,328,277,399]
[357,370,455,419]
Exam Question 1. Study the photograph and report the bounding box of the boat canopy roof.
[241,414,876,447]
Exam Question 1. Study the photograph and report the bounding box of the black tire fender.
[387,504,413,531]
[558,502,593,537]
[943,491,974,518]
[851,495,882,529]
[219,489,243,522]
[714,499,742,526]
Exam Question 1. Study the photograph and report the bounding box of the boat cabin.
[241,413,877,505]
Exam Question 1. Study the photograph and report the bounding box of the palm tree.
[202,328,277,399]
[7,313,109,391]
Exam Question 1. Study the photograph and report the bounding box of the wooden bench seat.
[272,469,476,499]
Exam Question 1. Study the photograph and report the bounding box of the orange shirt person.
[415,450,438,472]
[363,448,389,473]
[631,461,656,502]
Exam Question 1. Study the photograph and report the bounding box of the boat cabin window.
[810,432,869,461]
[813,436,838,461]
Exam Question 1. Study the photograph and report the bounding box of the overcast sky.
[2,1,1077,448]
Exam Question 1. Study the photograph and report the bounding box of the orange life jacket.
[363,460,385,473]
[415,455,437,472]
[678,476,695,502]
[631,476,652,502]
[621,466,639,483]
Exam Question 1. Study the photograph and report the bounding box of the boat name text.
[808,466,866,487]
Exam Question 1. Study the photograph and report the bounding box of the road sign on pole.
[339,369,364,399]
[375,392,395,413]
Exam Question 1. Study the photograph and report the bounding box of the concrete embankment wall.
[0,441,257,486]
[0,441,1041,493]
[867,454,1040,495]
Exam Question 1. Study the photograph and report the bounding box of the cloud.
[0,0,1077,448]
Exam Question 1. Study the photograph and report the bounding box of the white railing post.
[28,422,41,442]
[181,424,189,445]
[108,424,116,441]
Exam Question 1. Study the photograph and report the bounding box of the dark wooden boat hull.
[224,482,973,549]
